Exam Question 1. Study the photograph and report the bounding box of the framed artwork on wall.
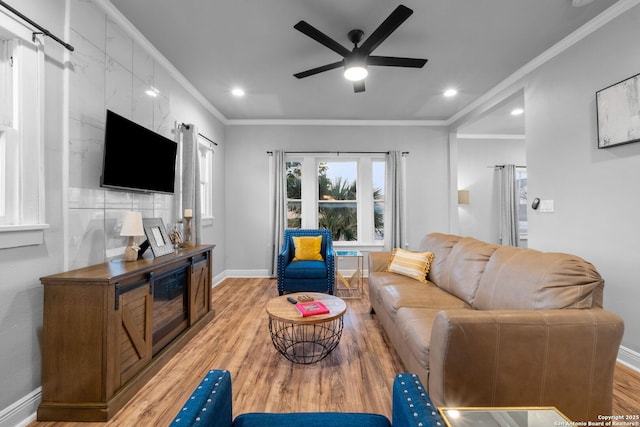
[142,218,174,257]
[596,72,640,148]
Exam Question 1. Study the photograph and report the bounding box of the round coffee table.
[265,292,347,364]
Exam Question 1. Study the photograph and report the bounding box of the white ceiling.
[108,0,618,130]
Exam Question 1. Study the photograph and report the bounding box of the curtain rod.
[267,151,409,155]
[489,164,526,168]
[0,0,74,51]
[179,123,218,146]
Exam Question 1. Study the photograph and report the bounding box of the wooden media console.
[37,245,215,421]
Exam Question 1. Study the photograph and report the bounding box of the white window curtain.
[269,150,286,277]
[384,151,407,251]
[498,164,520,246]
[179,124,202,244]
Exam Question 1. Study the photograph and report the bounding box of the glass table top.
[439,407,570,427]
[334,250,363,256]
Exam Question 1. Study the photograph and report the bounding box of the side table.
[334,250,364,299]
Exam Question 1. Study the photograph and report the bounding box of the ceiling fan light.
[344,65,368,81]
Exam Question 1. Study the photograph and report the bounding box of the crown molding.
[226,119,448,127]
[457,134,525,140]
[97,0,640,128]
[446,0,640,127]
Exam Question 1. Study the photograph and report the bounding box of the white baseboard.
[0,387,40,427]
[224,269,270,278]
[212,271,227,287]
[211,270,272,288]
[618,345,640,373]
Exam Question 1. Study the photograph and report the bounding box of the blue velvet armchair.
[170,370,446,427]
[277,229,335,295]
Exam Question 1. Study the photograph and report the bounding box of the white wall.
[224,125,450,275]
[0,1,66,425]
[0,0,226,424]
[525,4,640,364]
[457,138,526,244]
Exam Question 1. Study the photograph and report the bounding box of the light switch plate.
[540,200,554,212]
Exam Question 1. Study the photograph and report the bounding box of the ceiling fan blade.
[294,21,351,57]
[353,80,365,93]
[367,56,427,68]
[359,5,413,55]
[294,60,345,79]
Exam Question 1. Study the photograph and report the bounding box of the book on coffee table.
[295,301,330,317]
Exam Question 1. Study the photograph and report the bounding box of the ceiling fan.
[293,4,428,93]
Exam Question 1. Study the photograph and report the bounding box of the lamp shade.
[120,212,144,237]
[457,190,470,205]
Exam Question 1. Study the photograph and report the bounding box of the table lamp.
[120,211,145,261]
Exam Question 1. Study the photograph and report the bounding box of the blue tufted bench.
[169,370,445,427]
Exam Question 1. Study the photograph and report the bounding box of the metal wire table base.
[268,317,344,364]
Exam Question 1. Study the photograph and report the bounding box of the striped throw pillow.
[386,248,434,283]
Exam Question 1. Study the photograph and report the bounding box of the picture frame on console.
[596,71,640,148]
[143,218,174,257]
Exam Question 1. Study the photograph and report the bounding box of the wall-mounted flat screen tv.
[101,110,178,194]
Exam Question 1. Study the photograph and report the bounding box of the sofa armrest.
[392,373,445,427]
[169,370,232,427]
[428,308,624,422]
[368,251,392,273]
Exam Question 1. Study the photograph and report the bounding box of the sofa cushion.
[376,282,469,322]
[437,237,499,305]
[234,412,391,427]
[474,246,604,310]
[418,233,462,286]
[285,260,327,279]
[395,308,442,373]
[386,248,434,283]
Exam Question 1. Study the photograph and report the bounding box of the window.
[0,17,48,247]
[516,167,528,239]
[318,160,358,240]
[285,154,385,246]
[286,161,302,228]
[372,160,385,241]
[198,138,214,218]
[0,36,14,223]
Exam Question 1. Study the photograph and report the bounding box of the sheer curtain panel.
[384,151,407,250]
[499,164,520,246]
[269,150,286,277]
[180,124,202,244]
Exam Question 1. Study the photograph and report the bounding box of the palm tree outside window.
[285,154,384,245]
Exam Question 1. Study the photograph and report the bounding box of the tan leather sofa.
[368,232,624,422]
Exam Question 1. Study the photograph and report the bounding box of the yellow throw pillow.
[292,236,324,261]
[386,248,434,283]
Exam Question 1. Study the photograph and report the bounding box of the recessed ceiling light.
[444,88,458,97]
[511,108,524,116]
[231,87,245,97]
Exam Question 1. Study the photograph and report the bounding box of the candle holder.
[184,215,194,247]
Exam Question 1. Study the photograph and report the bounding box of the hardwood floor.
[28,278,639,426]
[613,363,640,416]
